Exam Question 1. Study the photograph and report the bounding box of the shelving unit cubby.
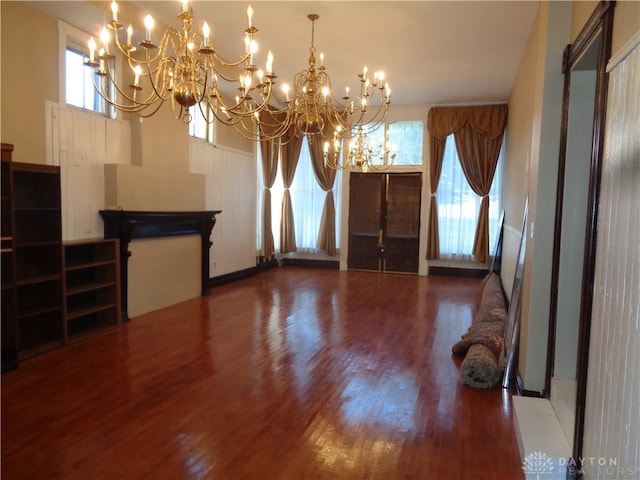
[63,239,121,341]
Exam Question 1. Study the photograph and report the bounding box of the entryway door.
[347,172,421,273]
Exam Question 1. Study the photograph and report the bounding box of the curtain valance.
[427,104,508,140]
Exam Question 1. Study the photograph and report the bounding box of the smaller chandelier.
[85,1,276,124]
[238,13,392,143]
[324,125,397,171]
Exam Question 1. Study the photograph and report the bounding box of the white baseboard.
[513,396,572,480]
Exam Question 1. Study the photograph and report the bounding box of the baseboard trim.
[256,258,279,272]
[429,266,489,278]
[208,257,337,288]
[281,258,340,269]
[210,266,258,288]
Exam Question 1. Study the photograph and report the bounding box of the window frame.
[58,20,116,119]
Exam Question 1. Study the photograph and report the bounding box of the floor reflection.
[343,372,419,433]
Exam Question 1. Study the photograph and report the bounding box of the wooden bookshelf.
[1,144,18,371]
[7,158,64,359]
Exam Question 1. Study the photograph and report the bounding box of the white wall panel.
[46,103,131,240]
[583,40,639,479]
[190,139,257,277]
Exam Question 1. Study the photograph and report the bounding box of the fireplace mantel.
[99,210,221,321]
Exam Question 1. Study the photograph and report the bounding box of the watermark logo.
[522,451,555,478]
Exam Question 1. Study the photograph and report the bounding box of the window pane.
[189,105,209,140]
[436,134,503,261]
[66,48,105,114]
[388,120,424,166]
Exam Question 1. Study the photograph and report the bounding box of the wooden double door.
[348,172,421,273]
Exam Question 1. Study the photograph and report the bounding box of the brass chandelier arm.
[90,56,167,114]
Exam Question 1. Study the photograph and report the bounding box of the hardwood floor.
[2,267,524,480]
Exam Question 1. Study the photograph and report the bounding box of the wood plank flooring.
[2,267,524,480]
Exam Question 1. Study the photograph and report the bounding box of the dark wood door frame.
[545,0,615,465]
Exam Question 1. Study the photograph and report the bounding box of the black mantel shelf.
[99,210,221,322]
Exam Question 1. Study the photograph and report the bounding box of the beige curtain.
[426,135,446,259]
[280,126,304,253]
[307,131,337,256]
[258,111,283,259]
[427,104,507,262]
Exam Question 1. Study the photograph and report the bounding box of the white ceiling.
[27,1,540,107]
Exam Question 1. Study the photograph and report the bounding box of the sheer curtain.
[260,141,342,254]
[437,134,503,261]
[289,142,342,254]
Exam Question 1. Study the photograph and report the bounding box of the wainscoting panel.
[46,103,130,241]
[189,139,257,277]
[583,39,639,478]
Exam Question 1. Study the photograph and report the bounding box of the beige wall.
[570,1,599,43]
[504,1,571,393]
[1,2,58,164]
[611,1,640,55]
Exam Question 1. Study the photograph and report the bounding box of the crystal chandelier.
[323,125,397,171]
[238,13,392,143]
[85,1,276,124]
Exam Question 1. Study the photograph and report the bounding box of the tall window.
[264,141,342,254]
[437,134,503,261]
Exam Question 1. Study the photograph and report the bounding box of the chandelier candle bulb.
[111,1,118,23]
[99,48,105,73]
[88,37,96,63]
[202,22,210,48]
[182,0,189,14]
[100,27,110,54]
[247,6,253,29]
[144,15,153,42]
[266,51,273,74]
[133,65,141,87]
[249,39,258,65]
[126,24,132,45]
